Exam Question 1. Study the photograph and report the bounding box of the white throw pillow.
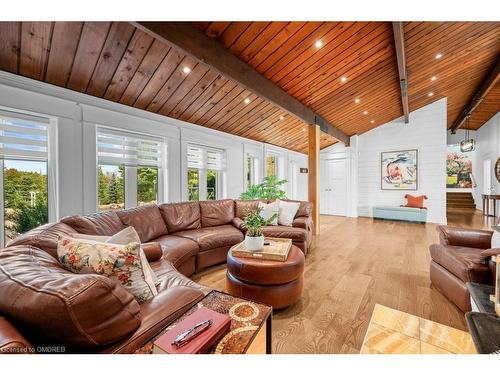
[278,200,301,226]
[72,226,159,286]
[258,200,279,225]
[491,227,500,248]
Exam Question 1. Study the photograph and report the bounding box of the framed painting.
[381,149,418,190]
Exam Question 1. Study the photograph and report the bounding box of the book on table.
[231,237,292,261]
[153,307,231,354]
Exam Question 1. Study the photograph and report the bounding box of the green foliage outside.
[3,166,48,241]
[239,175,288,200]
[242,207,278,237]
[137,167,158,205]
[187,168,217,201]
[98,166,125,210]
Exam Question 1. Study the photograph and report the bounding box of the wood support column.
[308,124,320,235]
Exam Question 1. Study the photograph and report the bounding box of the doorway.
[320,158,347,216]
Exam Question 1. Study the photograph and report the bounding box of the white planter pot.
[244,235,264,251]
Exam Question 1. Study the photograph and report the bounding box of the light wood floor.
[192,209,493,354]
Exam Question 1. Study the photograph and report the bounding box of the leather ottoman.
[226,245,305,309]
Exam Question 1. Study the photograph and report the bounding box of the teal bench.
[372,206,427,223]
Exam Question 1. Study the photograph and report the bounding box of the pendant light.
[460,115,475,152]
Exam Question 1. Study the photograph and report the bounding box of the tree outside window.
[137,167,158,206]
[98,165,125,212]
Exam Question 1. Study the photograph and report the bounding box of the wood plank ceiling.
[0,21,498,153]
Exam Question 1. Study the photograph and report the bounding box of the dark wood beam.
[450,59,500,134]
[132,22,350,145]
[392,22,409,123]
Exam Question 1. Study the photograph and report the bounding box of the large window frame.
[96,126,166,211]
[0,107,58,248]
[265,151,284,179]
[245,152,260,188]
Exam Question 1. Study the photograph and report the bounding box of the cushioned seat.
[149,260,210,295]
[429,244,491,284]
[151,235,199,276]
[261,226,308,242]
[174,225,244,252]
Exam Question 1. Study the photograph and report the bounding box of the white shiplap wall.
[357,98,448,224]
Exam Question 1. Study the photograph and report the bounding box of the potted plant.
[239,175,288,200]
[242,208,277,251]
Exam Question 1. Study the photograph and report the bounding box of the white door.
[484,159,492,194]
[320,158,347,216]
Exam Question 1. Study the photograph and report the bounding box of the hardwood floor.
[192,209,491,354]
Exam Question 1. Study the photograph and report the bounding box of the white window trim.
[95,125,167,210]
[0,107,58,248]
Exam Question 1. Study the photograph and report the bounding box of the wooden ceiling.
[0,21,498,153]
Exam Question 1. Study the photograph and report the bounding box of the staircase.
[446,192,476,209]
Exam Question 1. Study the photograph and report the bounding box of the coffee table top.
[361,304,476,354]
[136,290,272,354]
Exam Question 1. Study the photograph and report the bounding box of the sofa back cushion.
[61,211,126,236]
[234,200,267,219]
[159,202,201,233]
[0,246,141,348]
[199,199,235,227]
[116,205,168,242]
[5,222,78,259]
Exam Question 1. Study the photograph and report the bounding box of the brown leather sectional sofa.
[0,199,312,353]
[429,225,499,312]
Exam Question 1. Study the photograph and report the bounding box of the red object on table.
[153,307,231,354]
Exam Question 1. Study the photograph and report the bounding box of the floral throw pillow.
[57,236,158,303]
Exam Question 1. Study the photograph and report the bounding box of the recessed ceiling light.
[435,53,443,59]
[431,76,437,81]
[340,76,347,83]
[243,98,251,104]
[363,111,368,115]
[355,98,361,104]
[302,128,306,131]
[279,115,285,121]
[182,66,191,74]
[428,92,434,97]
[370,120,375,124]
[314,40,323,49]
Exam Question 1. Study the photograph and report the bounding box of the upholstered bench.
[373,206,427,223]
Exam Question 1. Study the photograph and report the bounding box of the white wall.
[321,99,448,224]
[0,71,308,219]
[472,112,500,210]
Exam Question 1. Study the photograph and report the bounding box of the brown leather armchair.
[429,225,499,312]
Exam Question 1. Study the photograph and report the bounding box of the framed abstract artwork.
[381,149,418,190]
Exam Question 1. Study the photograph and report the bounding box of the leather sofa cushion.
[150,259,211,295]
[429,244,491,283]
[117,205,168,242]
[261,225,309,242]
[234,200,265,219]
[175,225,243,252]
[5,222,77,259]
[0,246,141,348]
[61,211,126,236]
[152,235,199,269]
[199,199,235,227]
[159,202,201,233]
[141,242,163,262]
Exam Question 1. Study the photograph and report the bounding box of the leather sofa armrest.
[292,216,312,231]
[141,242,163,262]
[0,316,33,354]
[480,247,500,262]
[436,225,493,249]
[101,286,204,353]
[231,217,245,231]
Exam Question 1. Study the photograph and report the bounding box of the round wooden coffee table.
[226,245,305,309]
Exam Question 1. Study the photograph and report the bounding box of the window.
[97,127,165,211]
[0,109,52,246]
[245,153,259,188]
[187,144,225,201]
[266,154,278,177]
[137,167,158,206]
